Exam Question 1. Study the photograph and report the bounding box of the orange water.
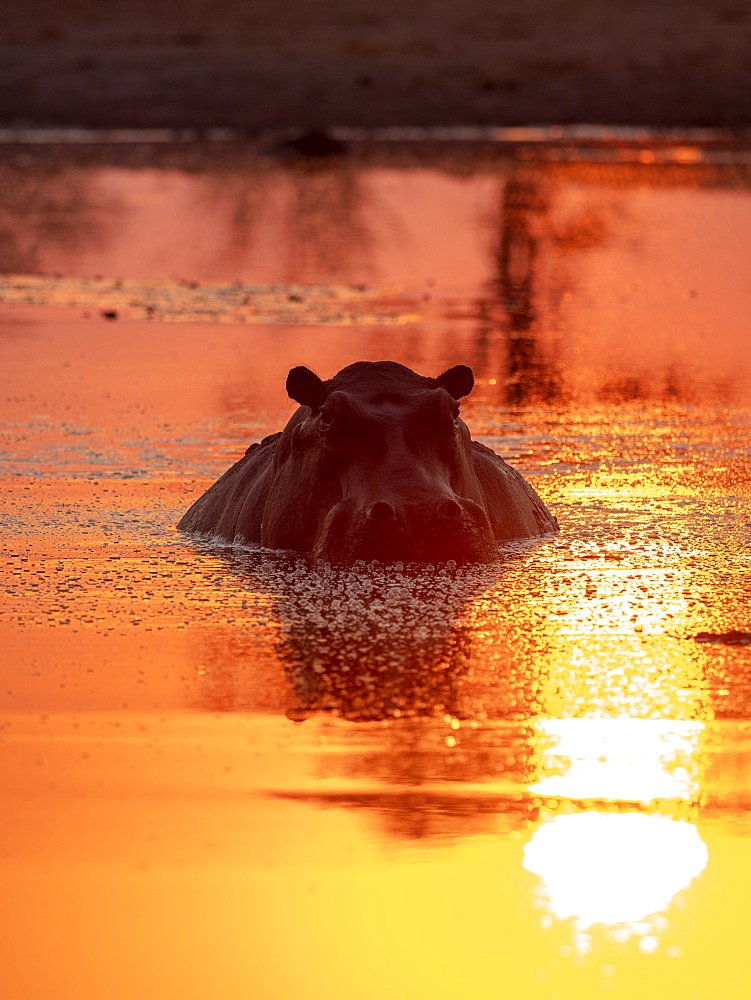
[1,147,750,999]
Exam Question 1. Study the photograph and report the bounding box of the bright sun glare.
[529,717,704,802]
[523,811,708,929]
[523,717,709,934]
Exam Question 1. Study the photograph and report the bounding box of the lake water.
[1,137,750,999]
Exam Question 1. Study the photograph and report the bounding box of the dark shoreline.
[4,0,751,130]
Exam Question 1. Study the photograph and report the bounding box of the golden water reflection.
[1,143,750,999]
[1,152,750,408]
[523,717,708,946]
[529,718,704,802]
[524,812,708,937]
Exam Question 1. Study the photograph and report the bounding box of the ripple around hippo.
[178,360,558,564]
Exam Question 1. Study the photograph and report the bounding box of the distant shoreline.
[3,1,751,129]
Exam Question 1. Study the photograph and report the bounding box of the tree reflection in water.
[0,161,121,274]
[492,170,564,406]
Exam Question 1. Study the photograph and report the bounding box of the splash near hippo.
[178,361,558,562]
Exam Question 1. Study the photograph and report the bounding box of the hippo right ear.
[286,366,325,409]
[436,365,474,399]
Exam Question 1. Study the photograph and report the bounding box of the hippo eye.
[319,406,332,428]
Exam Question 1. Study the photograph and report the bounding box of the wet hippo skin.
[178,361,558,563]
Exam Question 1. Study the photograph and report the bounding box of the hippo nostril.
[369,500,397,521]
[438,498,463,519]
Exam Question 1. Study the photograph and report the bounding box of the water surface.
[1,140,750,999]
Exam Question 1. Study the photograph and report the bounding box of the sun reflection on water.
[529,717,703,802]
[523,811,708,935]
[523,717,709,947]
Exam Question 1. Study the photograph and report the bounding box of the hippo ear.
[286,366,325,408]
[436,365,474,400]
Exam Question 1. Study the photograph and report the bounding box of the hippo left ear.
[287,366,325,409]
[436,365,474,400]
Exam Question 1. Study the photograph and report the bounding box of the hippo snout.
[366,495,478,527]
[317,494,498,564]
[368,500,397,521]
[437,497,463,519]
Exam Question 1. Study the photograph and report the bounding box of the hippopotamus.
[178,361,558,563]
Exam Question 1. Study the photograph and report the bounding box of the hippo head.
[272,361,498,564]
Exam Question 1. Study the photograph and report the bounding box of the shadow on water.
[194,543,550,726]
[183,543,558,840]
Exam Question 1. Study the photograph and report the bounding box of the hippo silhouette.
[178,361,558,563]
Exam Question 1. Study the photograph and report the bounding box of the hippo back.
[471,440,557,541]
[178,425,558,554]
[177,433,279,544]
